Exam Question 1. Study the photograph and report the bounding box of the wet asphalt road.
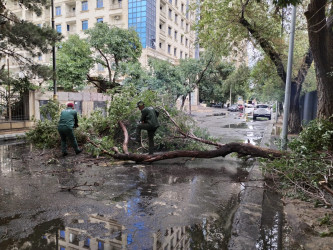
[0,107,273,250]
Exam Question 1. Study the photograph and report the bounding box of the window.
[94,101,107,116]
[55,6,61,16]
[98,241,104,250]
[56,24,61,33]
[186,23,189,32]
[185,38,188,46]
[159,42,162,48]
[169,0,172,3]
[174,47,177,56]
[38,55,42,61]
[180,51,183,58]
[181,3,184,12]
[60,230,65,239]
[181,35,183,43]
[67,24,70,31]
[168,9,172,19]
[168,44,171,54]
[181,19,184,28]
[82,20,88,30]
[174,30,177,40]
[175,0,178,6]
[185,53,188,59]
[69,233,79,245]
[175,14,178,23]
[96,0,103,8]
[84,238,91,247]
[97,18,103,23]
[82,1,88,11]
[168,26,171,36]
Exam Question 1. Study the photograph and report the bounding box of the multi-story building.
[0,0,198,131]
[5,0,197,72]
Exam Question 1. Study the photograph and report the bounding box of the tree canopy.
[56,35,94,91]
[0,0,61,79]
[85,23,142,89]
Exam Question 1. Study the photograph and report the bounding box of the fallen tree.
[87,107,284,163]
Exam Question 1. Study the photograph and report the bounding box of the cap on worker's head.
[67,102,74,108]
[137,101,144,107]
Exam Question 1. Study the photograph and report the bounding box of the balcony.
[110,2,122,10]
[66,11,76,18]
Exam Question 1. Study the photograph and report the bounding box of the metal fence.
[0,91,29,123]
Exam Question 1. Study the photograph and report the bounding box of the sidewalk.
[228,115,275,249]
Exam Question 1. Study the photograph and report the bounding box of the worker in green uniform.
[133,101,160,155]
[57,103,82,156]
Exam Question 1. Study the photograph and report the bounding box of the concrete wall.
[0,90,111,132]
[32,91,111,120]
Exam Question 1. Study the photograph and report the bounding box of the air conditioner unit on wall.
[114,15,120,20]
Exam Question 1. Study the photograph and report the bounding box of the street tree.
[178,53,215,112]
[223,64,251,104]
[141,58,184,103]
[304,0,333,119]
[56,34,94,91]
[199,61,234,105]
[197,0,313,133]
[0,0,61,79]
[85,23,142,91]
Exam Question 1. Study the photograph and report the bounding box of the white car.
[253,104,272,120]
[244,104,254,115]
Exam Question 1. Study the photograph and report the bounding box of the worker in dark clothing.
[58,103,82,156]
[133,101,160,155]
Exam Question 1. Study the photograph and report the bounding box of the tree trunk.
[239,13,313,132]
[289,48,314,133]
[305,0,333,119]
[288,81,302,133]
[180,95,186,110]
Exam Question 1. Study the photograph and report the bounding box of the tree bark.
[289,48,314,133]
[88,139,283,163]
[305,0,333,120]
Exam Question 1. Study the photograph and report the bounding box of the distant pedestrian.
[57,103,82,157]
[132,101,160,155]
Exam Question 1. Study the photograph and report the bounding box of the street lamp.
[51,0,57,100]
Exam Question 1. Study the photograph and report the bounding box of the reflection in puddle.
[0,142,26,174]
[0,213,232,249]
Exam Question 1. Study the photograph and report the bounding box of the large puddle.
[0,139,282,249]
[0,143,243,249]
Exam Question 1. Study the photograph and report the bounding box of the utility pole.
[51,0,57,100]
[7,58,11,121]
[281,5,296,150]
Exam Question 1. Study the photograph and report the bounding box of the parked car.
[244,104,254,115]
[238,104,244,111]
[253,104,272,120]
[228,104,239,112]
[212,102,223,108]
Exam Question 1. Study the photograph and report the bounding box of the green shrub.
[262,117,333,204]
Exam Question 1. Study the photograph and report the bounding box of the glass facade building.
[128,0,156,49]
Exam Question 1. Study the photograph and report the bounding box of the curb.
[228,119,274,249]
[0,132,26,142]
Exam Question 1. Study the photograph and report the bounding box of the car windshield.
[256,105,269,108]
